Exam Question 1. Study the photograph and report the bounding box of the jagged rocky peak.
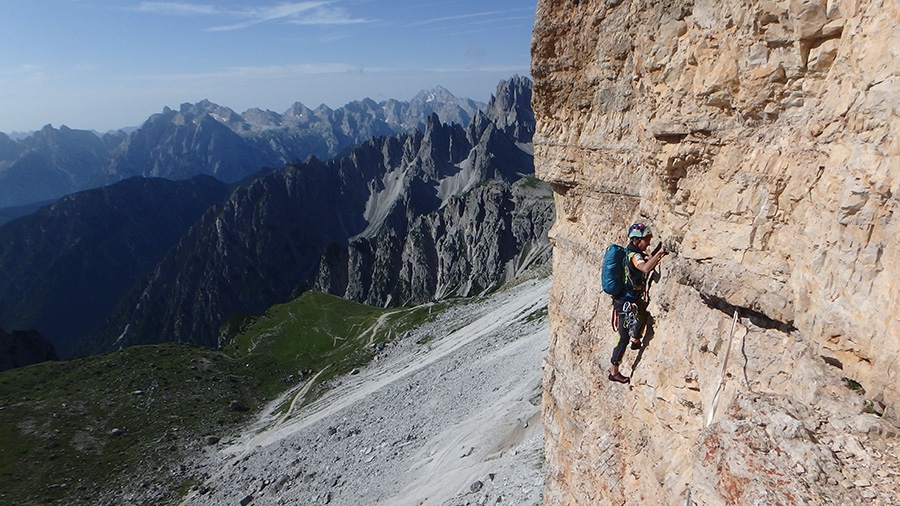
[344,97,382,114]
[238,107,282,129]
[312,103,334,116]
[26,123,104,146]
[485,75,534,143]
[284,101,310,116]
[533,0,900,505]
[158,99,299,132]
[412,85,456,104]
[282,101,313,122]
[403,86,486,131]
[0,122,113,208]
[168,100,241,127]
[416,113,466,178]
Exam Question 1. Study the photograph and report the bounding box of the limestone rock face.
[532,0,900,504]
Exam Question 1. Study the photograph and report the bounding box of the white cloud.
[427,65,530,74]
[15,64,45,75]
[227,62,365,76]
[0,65,45,88]
[137,62,381,81]
[208,2,368,31]
[286,7,369,26]
[410,9,528,27]
[137,2,220,15]
[470,15,534,26]
[254,2,330,21]
[133,61,529,85]
[134,1,368,30]
[1,63,99,87]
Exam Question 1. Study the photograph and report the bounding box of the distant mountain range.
[0,76,552,360]
[0,175,232,357]
[0,86,484,212]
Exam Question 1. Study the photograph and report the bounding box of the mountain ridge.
[0,85,488,210]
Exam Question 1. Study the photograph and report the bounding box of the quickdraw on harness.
[610,300,640,339]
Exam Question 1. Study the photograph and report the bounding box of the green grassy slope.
[0,290,441,505]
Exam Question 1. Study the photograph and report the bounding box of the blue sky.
[0,1,536,133]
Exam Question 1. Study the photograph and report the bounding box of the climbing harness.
[622,301,640,340]
[609,301,641,337]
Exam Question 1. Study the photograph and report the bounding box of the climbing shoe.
[608,372,630,384]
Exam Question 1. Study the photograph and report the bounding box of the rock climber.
[609,222,667,384]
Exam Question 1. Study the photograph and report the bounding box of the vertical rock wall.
[532,0,900,504]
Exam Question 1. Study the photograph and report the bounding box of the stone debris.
[179,277,549,505]
[692,391,900,505]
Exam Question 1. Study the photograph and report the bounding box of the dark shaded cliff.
[0,327,58,372]
[0,176,230,357]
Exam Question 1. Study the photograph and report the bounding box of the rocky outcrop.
[532,0,899,504]
[316,82,550,307]
[0,327,58,371]
[317,175,552,307]
[485,74,536,143]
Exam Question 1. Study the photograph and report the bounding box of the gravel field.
[181,276,550,506]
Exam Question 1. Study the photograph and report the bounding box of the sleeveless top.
[623,243,648,301]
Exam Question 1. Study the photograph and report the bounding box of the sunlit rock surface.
[532,0,900,504]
